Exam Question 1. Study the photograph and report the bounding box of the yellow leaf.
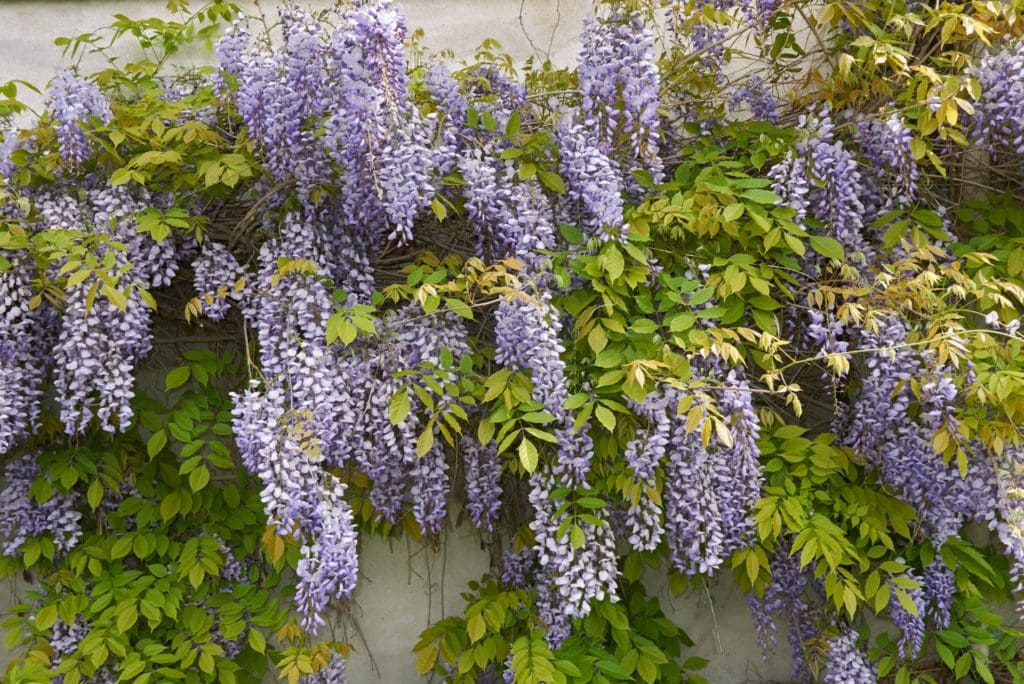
[415,645,438,676]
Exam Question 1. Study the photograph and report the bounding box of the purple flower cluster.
[556,119,625,241]
[922,559,955,630]
[769,110,873,268]
[300,652,348,684]
[969,41,1024,160]
[529,472,619,648]
[666,1,729,80]
[823,629,877,684]
[501,546,537,588]
[47,70,111,166]
[0,455,82,557]
[728,77,780,124]
[49,185,179,435]
[192,241,244,320]
[458,151,557,267]
[495,285,594,485]
[463,436,502,532]
[230,213,375,631]
[622,390,674,551]
[841,318,998,542]
[857,113,919,208]
[295,476,359,634]
[991,444,1024,615]
[217,2,439,241]
[664,369,762,576]
[0,254,46,452]
[578,9,663,192]
[218,9,332,201]
[748,541,821,678]
[325,0,436,244]
[889,570,926,660]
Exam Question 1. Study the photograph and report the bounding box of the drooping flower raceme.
[578,9,663,191]
[823,629,877,684]
[0,455,82,557]
[857,113,919,208]
[922,559,955,630]
[841,318,998,543]
[47,70,112,166]
[0,254,47,452]
[192,241,245,320]
[769,109,874,269]
[889,570,926,660]
[325,0,437,245]
[529,472,619,648]
[463,436,502,533]
[969,40,1024,162]
[728,76,780,124]
[294,476,359,634]
[664,369,762,576]
[556,119,625,241]
[300,652,349,684]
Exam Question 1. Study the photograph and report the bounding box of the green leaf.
[431,197,447,221]
[518,437,538,473]
[35,604,57,630]
[722,203,745,221]
[604,245,625,281]
[247,628,266,654]
[390,390,411,426]
[189,465,210,492]
[116,602,138,633]
[160,490,181,521]
[165,366,190,390]
[505,110,521,137]
[570,524,585,550]
[445,297,474,320]
[87,479,103,510]
[147,429,167,458]
[740,189,780,204]
[538,169,565,194]
[467,613,486,643]
[416,427,435,457]
[595,405,616,431]
[808,235,845,261]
